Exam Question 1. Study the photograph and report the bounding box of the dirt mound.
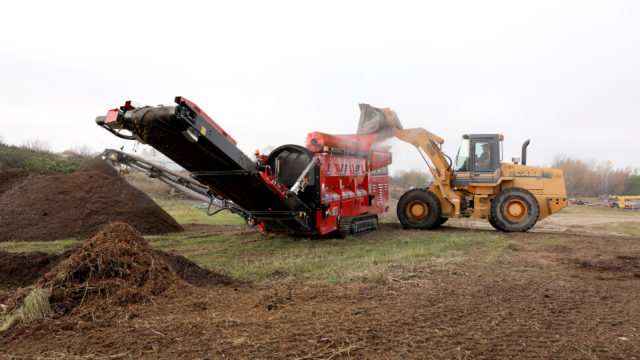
[0,168,30,195]
[0,249,232,291]
[0,250,74,291]
[157,251,235,287]
[0,170,182,242]
[77,156,120,178]
[6,223,182,316]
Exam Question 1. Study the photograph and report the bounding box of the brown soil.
[3,223,182,317]
[0,251,232,298]
[0,250,74,291]
[1,228,639,358]
[77,155,121,178]
[0,168,30,195]
[0,169,182,242]
[156,251,235,287]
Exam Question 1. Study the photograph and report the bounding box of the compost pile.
[77,155,121,178]
[0,158,182,242]
[5,223,183,317]
[0,168,31,196]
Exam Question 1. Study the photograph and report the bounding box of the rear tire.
[397,189,442,229]
[490,187,539,232]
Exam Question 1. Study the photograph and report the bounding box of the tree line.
[551,157,639,197]
[390,158,640,198]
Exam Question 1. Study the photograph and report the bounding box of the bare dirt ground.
[450,207,640,236]
[1,210,640,359]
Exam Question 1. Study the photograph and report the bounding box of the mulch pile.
[77,155,121,178]
[156,251,235,287]
[0,168,30,196]
[0,250,74,291]
[0,248,234,294]
[0,158,182,242]
[4,223,187,316]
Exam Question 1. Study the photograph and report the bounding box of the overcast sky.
[1,0,638,173]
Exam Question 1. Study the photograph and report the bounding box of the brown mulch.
[3,222,182,317]
[77,155,121,178]
[0,168,30,196]
[0,166,182,242]
[0,250,74,292]
[0,246,233,297]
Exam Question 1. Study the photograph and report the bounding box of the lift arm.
[358,105,463,215]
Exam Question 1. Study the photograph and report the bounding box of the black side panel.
[118,104,314,230]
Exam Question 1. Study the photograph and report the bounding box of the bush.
[0,142,89,174]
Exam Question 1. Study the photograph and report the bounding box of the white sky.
[1,0,639,174]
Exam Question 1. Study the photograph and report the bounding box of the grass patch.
[596,221,640,236]
[154,199,245,226]
[561,205,640,216]
[149,228,512,284]
[0,239,83,254]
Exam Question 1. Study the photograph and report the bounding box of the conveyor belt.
[97,97,315,233]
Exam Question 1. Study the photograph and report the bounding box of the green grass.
[596,221,640,236]
[0,201,513,285]
[0,239,84,254]
[149,228,512,283]
[154,199,246,226]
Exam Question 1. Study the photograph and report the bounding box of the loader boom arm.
[359,107,462,215]
[369,109,461,214]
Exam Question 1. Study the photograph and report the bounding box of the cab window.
[474,141,492,171]
[455,139,469,171]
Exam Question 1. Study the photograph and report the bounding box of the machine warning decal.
[511,170,553,179]
[200,126,207,136]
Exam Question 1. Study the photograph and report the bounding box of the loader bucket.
[356,104,403,142]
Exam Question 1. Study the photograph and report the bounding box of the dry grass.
[124,172,174,198]
[597,221,640,236]
[1,288,52,332]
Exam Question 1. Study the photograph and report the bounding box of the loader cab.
[453,134,502,186]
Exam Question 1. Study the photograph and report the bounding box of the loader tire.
[438,217,449,226]
[488,217,505,231]
[397,189,442,229]
[490,187,539,232]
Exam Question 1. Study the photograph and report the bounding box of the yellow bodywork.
[610,196,640,208]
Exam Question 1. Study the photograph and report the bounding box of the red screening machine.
[96,97,391,236]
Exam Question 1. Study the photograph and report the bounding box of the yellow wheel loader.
[358,104,568,232]
[610,196,640,209]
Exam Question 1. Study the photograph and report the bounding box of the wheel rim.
[503,199,528,222]
[407,200,428,220]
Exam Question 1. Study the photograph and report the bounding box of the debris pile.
[45,222,180,314]
[4,223,182,319]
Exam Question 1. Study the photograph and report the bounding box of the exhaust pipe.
[521,139,530,165]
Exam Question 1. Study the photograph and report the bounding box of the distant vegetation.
[0,140,90,174]
[552,156,639,197]
[390,169,433,189]
[390,160,640,199]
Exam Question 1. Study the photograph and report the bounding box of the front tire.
[397,189,442,229]
[490,187,539,232]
